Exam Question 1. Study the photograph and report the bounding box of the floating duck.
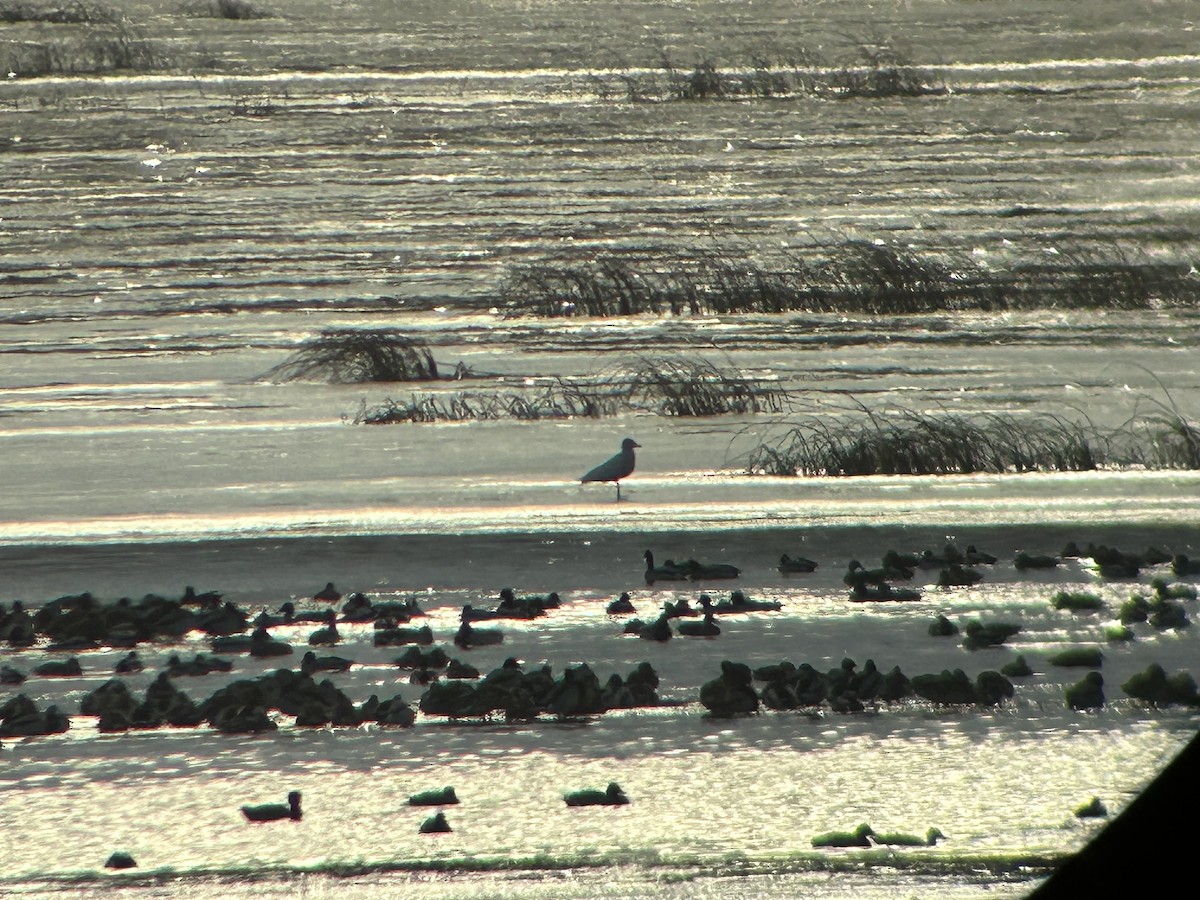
[778,553,818,574]
[677,595,720,637]
[564,781,629,807]
[812,823,875,848]
[409,786,459,806]
[606,592,636,614]
[419,811,452,833]
[643,550,689,585]
[874,827,945,846]
[314,582,342,603]
[1014,551,1061,570]
[241,791,302,822]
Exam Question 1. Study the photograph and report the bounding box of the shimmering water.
[2,1,1200,897]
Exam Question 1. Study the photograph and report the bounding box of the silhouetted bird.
[581,437,640,501]
[241,791,302,822]
[314,582,342,602]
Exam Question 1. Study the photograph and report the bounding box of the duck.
[712,589,781,613]
[849,582,921,602]
[1014,551,1061,570]
[676,595,720,637]
[873,827,945,846]
[580,437,640,502]
[564,781,629,807]
[842,560,891,588]
[307,611,340,646]
[408,786,459,806]
[314,582,342,603]
[676,557,741,581]
[643,550,689,586]
[419,811,452,833]
[1065,671,1105,710]
[637,609,672,642]
[180,585,222,607]
[114,651,143,674]
[248,627,293,658]
[242,790,302,822]
[606,592,636,615]
[811,823,875,848]
[454,611,504,649]
[936,563,984,588]
[299,650,353,675]
[963,545,999,565]
[1171,554,1200,576]
[778,553,818,574]
[1074,797,1108,818]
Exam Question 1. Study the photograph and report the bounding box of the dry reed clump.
[499,242,1200,318]
[263,329,441,384]
[746,407,1108,477]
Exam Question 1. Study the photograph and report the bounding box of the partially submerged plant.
[622,355,788,417]
[745,405,1105,477]
[264,329,441,384]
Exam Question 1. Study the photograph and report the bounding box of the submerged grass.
[263,329,443,384]
[499,242,1200,318]
[745,401,1200,477]
[0,7,160,75]
[599,40,946,104]
[356,355,787,424]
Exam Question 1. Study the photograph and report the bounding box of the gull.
[580,437,640,502]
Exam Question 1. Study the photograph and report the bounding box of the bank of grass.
[745,402,1200,477]
[0,1,120,23]
[0,2,160,75]
[499,242,1200,317]
[263,328,444,384]
[355,354,787,424]
[596,41,946,103]
[182,0,273,18]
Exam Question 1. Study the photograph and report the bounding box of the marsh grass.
[745,394,1200,477]
[500,242,1199,318]
[354,355,782,424]
[603,41,943,103]
[622,354,788,416]
[0,1,119,23]
[184,0,273,18]
[745,404,1109,477]
[264,329,441,384]
[825,41,946,98]
[355,380,617,425]
[0,6,160,75]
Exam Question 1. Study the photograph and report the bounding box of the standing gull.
[580,437,640,501]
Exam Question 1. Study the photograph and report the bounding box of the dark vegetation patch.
[182,0,273,19]
[0,1,119,23]
[498,243,1200,318]
[591,40,945,103]
[0,2,159,75]
[354,354,786,425]
[262,329,445,384]
[745,400,1200,477]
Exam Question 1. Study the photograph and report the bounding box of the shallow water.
[2,1,1200,897]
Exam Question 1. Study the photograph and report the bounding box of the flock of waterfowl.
[4,535,1199,872]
